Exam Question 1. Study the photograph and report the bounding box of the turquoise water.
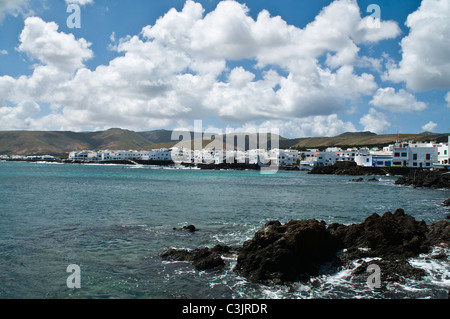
[0,161,449,299]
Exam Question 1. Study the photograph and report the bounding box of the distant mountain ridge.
[337,131,377,137]
[0,128,448,156]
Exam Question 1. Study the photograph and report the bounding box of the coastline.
[4,158,449,188]
[161,209,450,295]
[308,161,450,188]
[2,158,279,171]
[308,161,419,176]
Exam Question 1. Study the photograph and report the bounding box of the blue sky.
[0,0,449,138]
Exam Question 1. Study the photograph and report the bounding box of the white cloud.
[369,87,427,112]
[352,16,401,44]
[18,17,93,73]
[384,0,450,91]
[359,108,391,134]
[0,17,94,126]
[0,0,30,21]
[243,114,357,138]
[0,49,7,55]
[0,0,400,133]
[65,0,94,6]
[356,56,383,73]
[421,121,437,132]
[0,100,40,130]
[445,91,450,108]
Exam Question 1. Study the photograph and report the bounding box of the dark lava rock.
[426,221,450,247]
[352,177,364,182]
[161,209,450,286]
[160,244,233,270]
[329,208,430,260]
[443,198,450,206]
[182,225,197,232]
[234,219,341,283]
[310,161,386,176]
[173,224,197,232]
[309,163,415,177]
[235,208,449,284]
[395,169,450,188]
[351,259,426,284]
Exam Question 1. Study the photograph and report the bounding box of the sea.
[0,161,449,299]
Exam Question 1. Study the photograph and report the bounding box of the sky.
[0,0,449,138]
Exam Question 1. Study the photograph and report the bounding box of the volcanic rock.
[160,244,232,270]
[160,209,450,286]
[182,225,197,232]
[351,259,426,284]
[234,219,341,283]
[328,208,430,259]
[235,209,449,284]
[395,170,450,188]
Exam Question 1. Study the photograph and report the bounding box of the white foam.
[408,246,450,288]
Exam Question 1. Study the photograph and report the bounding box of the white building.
[310,151,341,167]
[277,149,300,167]
[68,151,98,162]
[392,141,438,168]
[146,149,172,161]
[355,151,393,167]
[10,155,26,160]
[436,136,450,166]
[339,148,360,162]
[100,150,145,161]
[170,147,193,164]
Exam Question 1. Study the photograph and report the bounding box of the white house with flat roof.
[68,150,98,161]
[355,151,393,167]
[436,136,449,166]
[392,141,438,168]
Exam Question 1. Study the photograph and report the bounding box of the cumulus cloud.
[0,100,40,130]
[369,87,427,112]
[359,108,391,134]
[445,92,450,108]
[243,114,357,138]
[421,121,437,132]
[384,0,450,91]
[0,17,93,128]
[0,0,30,21]
[0,0,401,133]
[65,0,94,6]
[18,17,93,73]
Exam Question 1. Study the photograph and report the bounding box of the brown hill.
[0,129,447,156]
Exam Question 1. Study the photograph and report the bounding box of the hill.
[0,129,447,156]
[283,132,449,150]
[0,129,154,156]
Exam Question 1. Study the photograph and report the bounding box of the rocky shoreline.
[395,169,450,188]
[160,209,450,289]
[308,161,417,176]
[309,161,450,188]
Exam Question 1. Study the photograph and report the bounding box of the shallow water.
[0,161,448,299]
